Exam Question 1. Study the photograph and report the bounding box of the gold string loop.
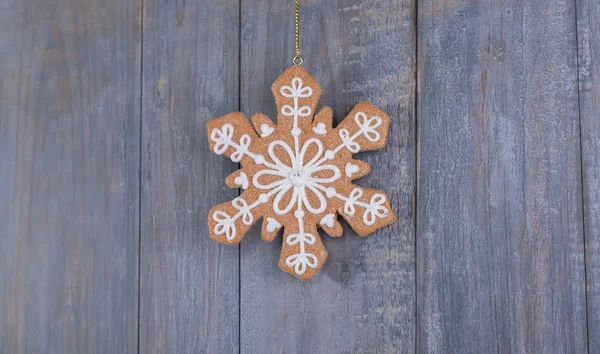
[293,0,303,65]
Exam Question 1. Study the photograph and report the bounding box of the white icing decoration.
[210,124,234,154]
[258,193,269,203]
[234,172,249,189]
[326,187,336,198]
[232,197,254,225]
[316,185,389,226]
[343,188,363,216]
[312,122,327,135]
[212,187,283,242]
[260,123,274,137]
[280,77,323,275]
[338,128,360,153]
[210,123,281,169]
[212,197,255,241]
[363,193,389,226]
[320,214,335,228]
[285,232,318,275]
[254,154,265,164]
[265,217,281,232]
[280,77,313,129]
[252,137,341,217]
[332,111,384,155]
[354,112,382,142]
[230,135,250,162]
[345,162,359,177]
[212,211,236,241]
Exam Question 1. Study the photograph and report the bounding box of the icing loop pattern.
[210,123,253,163]
[364,194,389,225]
[343,188,364,216]
[281,104,311,119]
[280,77,313,99]
[212,211,236,241]
[252,137,341,216]
[232,197,254,226]
[207,65,396,280]
[212,196,260,241]
[280,77,313,129]
[210,123,234,154]
[230,135,251,162]
[338,129,361,153]
[285,232,318,275]
[354,112,382,142]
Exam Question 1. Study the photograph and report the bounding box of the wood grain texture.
[240,0,416,352]
[139,0,240,353]
[577,0,600,349]
[417,0,587,353]
[0,0,141,353]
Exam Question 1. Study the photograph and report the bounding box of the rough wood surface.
[417,0,588,353]
[3,1,599,353]
[138,0,240,353]
[577,0,600,349]
[0,0,141,352]
[239,0,416,352]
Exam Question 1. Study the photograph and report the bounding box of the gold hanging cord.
[293,0,303,65]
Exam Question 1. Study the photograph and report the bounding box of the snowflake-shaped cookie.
[207,66,396,280]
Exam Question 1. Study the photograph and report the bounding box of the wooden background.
[1,0,598,353]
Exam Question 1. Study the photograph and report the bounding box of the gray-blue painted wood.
[138,0,240,353]
[0,0,141,352]
[577,0,600,350]
[1,0,597,353]
[417,0,587,352]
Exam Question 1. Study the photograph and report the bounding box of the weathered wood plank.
[417,0,587,352]
[139,0,240,353]
[240,1,415,352]
[0,0,141,353]
[577,0,600,349]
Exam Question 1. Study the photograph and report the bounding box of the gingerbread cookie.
[207,66,396,280]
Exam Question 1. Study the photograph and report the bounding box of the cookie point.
[294,209,305,218]
[291,127,301,137]
[325,150,335,160]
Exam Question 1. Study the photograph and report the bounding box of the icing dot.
[326,187,336,198]
[258,194,269,203]
[254,154,265,164]
[294,209,305,218]
[291,127,301,137]
[288,171,305,187]
[325,150,335,160]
